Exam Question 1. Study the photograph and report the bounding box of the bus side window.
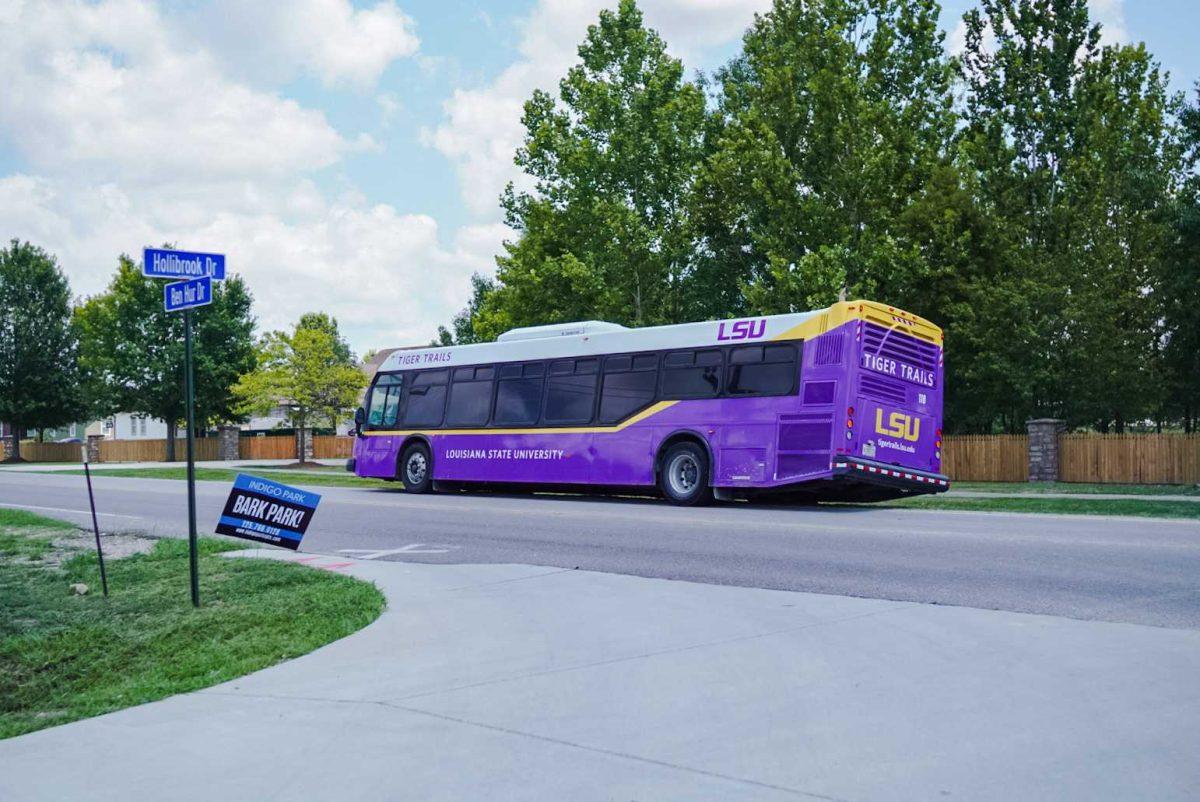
[446,366,493,427]
[599,353,658,424]
[661,349,722,398]
[727,344,797,396]
[367,374,403,427]
[495,362,545,426]
[402,369,449,427]
[544,359,599,425]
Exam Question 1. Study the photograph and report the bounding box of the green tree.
[434,273,497,346]
[297,311,353,363]
[75,255,256,460]
[705,0,955,313]
[0,241,84,461]
[1159,85,1200,432]
[959,0,1182,430]
[475,0,708,339]
[233,315,365,465]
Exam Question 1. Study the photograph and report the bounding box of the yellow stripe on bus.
[362,400,678,438]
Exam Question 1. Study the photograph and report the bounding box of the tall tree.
[1159,85,1200,432]
[705,0,956,313]
[959,0,1182,430]
[434,274,497,346]
[0,241,84,461]
[233,316,365,465]
[474,0,708,339]
[75,255,256,460]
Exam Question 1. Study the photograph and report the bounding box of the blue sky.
[1,0,1195,355]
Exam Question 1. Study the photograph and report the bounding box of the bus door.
[358,373,403,478]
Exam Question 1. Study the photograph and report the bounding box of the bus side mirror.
[354,406,366,436]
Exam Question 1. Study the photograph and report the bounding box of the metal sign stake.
[82,446,109,598]
[185,306,200,607]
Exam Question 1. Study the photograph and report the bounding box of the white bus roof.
[378,310,824,374]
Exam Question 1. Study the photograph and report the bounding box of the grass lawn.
[0,509,385,740]
[886,495,1200,519]
[951,481,1199,496]
[63,466,393,489]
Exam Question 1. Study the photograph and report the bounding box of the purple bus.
[350,300,948,505]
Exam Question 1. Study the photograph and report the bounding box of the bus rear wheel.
[400,442,433,494]
[659,442,712,507]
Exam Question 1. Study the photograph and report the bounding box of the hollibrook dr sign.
[143,247,226,280]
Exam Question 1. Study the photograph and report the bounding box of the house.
[1,421,89,442]
[88,414,176,440]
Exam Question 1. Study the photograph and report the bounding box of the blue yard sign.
[163,276,213,312]
[143,247,226,281]
[216,474,322,551]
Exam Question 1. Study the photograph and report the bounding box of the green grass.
[884,495,1200,519]
[951,481,1200,496]
[63,466,393,489]
[0,511,386,740]
[242,463,341,471]
[0,509,77,562]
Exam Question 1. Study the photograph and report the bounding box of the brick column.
[1026,418,1065,482]
[86,434,104,464]
[217,425,240,461]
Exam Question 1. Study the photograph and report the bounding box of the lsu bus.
[349,300,948,505]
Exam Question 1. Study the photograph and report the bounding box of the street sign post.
[143,247,225,281]
[145,247,225,607]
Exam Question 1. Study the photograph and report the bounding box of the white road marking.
[0,502,142,519]
[339,544,457,559]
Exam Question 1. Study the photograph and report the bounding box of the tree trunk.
[37,428,45,443]
[9,430,20,462]
[296,425,308,465]
[166,420,178,462]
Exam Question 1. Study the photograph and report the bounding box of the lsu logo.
[717,318,766,341]
[875,409,920,442]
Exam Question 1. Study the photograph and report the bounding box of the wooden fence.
[10,429,1195,485]
[313,435,354,459]
[98,438,218,463]
[11,442,85,463]
[238,436,298,461]
[1060,433,1200,485]
[941,435,1029,482]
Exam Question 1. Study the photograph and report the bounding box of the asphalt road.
[2,470,1197,629]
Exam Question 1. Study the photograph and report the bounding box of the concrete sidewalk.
[1,553,1198,801]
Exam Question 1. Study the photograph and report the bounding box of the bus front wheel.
[400,442,433,494]
[659,442,713,507]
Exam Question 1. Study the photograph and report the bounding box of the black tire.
[399,442,433,494]
[658,442,713,506]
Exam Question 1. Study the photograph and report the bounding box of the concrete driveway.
[2,551,1197,801]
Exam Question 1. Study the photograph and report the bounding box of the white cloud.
[187,0,420,88]
[0,172,497,349]
[0,0,350,183]
[425,0,768,218]
[1089,0,1128,44]
[0,0,481,353]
